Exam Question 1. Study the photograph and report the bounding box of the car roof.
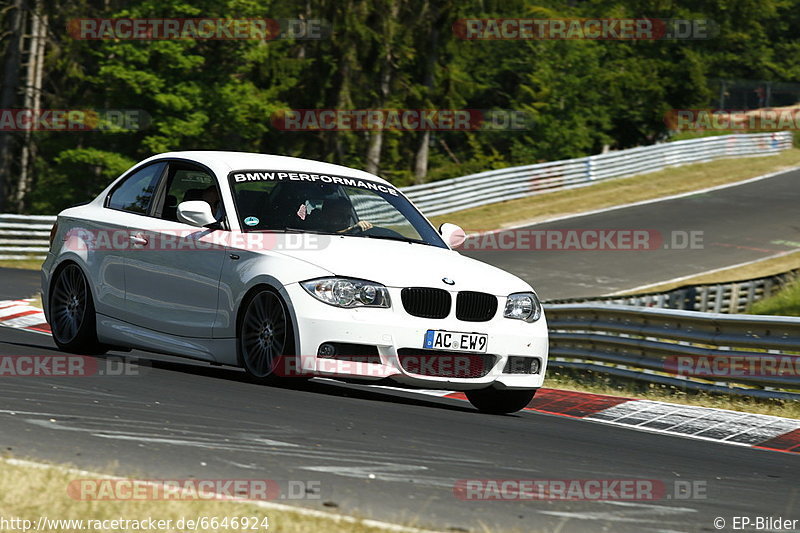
[142,151,393,186]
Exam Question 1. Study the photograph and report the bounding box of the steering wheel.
[342,222,367,234]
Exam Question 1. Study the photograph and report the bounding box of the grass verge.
[430,148,800,231]
[546,369,800,419]
[0,259,43,271]
[0,457,426,533]
[28,293,42,308]
[748,277,800,317]
[611,250,800,295]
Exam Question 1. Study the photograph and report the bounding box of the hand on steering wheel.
[342,220,373,233]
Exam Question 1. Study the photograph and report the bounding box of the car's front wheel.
[465,387,537,414]
[238,288,295,382]
[49,263,106,354]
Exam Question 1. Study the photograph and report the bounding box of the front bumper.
[285,283,548,391]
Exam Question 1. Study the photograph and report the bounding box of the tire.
[465,387,537,414]
[237,288,295,383]
[49,263,106,354]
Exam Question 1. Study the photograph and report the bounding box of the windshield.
[228,170,447,248]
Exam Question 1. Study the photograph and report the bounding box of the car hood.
[271,235,533,294]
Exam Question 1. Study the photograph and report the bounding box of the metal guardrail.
[546,303,800,399]
[403,132,793,217]
[0,214,55,260]
[547,268,799,314]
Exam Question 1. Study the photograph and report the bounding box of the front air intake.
[397,349,496,378]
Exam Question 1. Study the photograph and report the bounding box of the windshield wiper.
[256,227,333,235]
[255,227,436,246]
[357,233,430,246]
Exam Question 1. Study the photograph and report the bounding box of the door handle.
[129,234,148,246]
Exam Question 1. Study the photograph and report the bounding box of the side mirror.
[439,223,466,249]
[177,201,216,227]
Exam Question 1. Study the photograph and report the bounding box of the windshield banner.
[229,170,399,196]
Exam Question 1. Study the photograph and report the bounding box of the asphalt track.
[0,170,798,532]
[462,169,800,299]
[0,327,797,532]
[0,267,40,300]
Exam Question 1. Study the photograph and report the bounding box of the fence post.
[585,155,595,182]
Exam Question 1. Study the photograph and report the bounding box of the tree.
[0,0,27,212]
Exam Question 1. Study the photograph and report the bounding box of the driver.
[202,185,224,220]
[321,197,373,234]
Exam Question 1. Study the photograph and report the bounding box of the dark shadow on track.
[0,331,485,414]
[0,324,527,415]
[142,356,481,414]
[0,339,61,352]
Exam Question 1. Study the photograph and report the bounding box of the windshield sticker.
[230,170,399,196]
[296,203,307,220]
[243,216,260,226]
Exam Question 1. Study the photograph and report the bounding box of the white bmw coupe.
[42,152,548,413]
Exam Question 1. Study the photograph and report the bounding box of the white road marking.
[0,299,49,334]
[585,400,800,447]
[301,464,455,488]
[219,459,261,470]
[17,414,479,473]
[539,501,698,522]
[93,433,300,449]
[24,418,300,451]
[606,249,800,296]
[0,304,34,317]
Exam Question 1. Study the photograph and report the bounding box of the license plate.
[423,330,488,353]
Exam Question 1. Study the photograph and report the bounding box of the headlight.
[504,292,542,322]
[301,278,391,308]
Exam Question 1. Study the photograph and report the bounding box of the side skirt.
[96,315,238,365]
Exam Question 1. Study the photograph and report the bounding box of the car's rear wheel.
[49,263,105,354]
[238,288,294,382]
[465,387,537,414]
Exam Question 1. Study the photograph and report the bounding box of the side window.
[107,163,165,215]
[158,166,218,222]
